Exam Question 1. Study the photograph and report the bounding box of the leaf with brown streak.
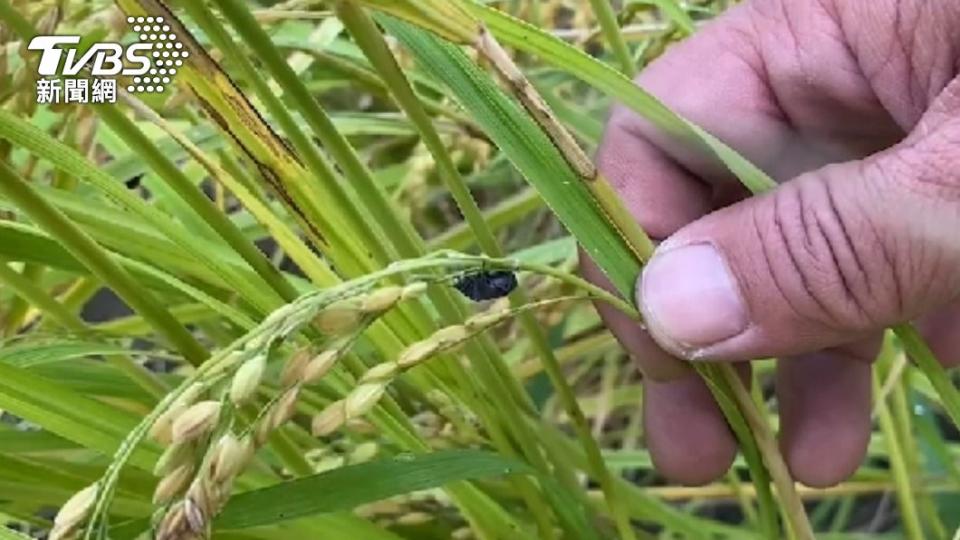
[113,0,332,251]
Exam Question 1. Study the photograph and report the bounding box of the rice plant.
[0,1,957,539]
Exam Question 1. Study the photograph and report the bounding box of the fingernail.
[639,243,748,352]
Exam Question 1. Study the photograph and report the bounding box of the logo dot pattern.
[125,16,186,94]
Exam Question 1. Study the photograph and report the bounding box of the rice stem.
[587,0,637,77]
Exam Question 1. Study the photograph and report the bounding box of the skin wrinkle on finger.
[640,178,888,361]
[863,137,960,301]
[749,0,904,159]
[655,152,960,363]
[607,5,810,185]
[832,0,960,128]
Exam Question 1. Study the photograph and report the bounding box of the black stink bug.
[453,270,518,302]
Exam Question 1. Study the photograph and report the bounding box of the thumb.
[638,122,960,361]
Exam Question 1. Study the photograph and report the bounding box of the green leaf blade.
[217,450,531,529]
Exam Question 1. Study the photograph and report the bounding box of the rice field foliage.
[0,1,957,539]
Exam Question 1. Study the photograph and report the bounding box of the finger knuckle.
[888,127,960,202]
[759,174,903,330]
[866,154,960,310]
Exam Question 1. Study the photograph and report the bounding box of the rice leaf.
[0,340,130,368]
[217,449,594,539]
[0,362,160,470]
[0,525,33,540]
[0,429,78,454]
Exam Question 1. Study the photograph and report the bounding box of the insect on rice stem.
[453,268,519,302]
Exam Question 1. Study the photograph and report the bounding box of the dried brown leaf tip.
[473,24,595,181]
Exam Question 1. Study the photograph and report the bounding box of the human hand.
[586,0,960,487]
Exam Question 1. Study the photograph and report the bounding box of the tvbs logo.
[28,15,189,104]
